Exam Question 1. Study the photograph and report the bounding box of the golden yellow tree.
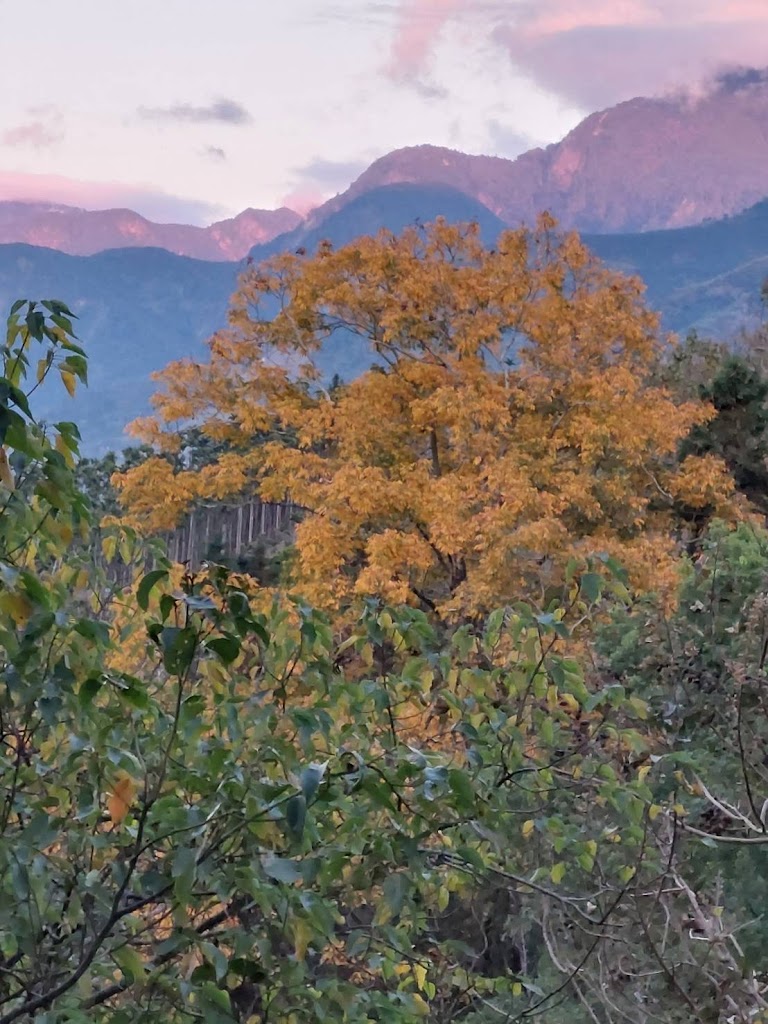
[116,216,738,617]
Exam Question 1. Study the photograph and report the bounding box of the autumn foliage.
[117,216,737,616]
[5,293,768,1022]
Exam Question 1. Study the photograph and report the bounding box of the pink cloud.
[0,171,223,224]
[2,106,64,149]
[386,0,464,80]
[386,0,768,107]
[279,186,324,216]
[2,121,63,149]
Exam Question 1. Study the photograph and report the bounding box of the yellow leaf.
[413,963,427,991]
[60,370,76,398]
[559,693,580,715]
[522,819,535,839]
[0,592,33,627]
[412,993,430,1016]
[550,862,566,884]
[107,774,136,826]
[649,803,662,821]
[291,919,313,960]
[101,535,118,562]
[0,448,15,490]
[637,765,651,783]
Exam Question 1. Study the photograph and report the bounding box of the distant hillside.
[253,183,507,258]
[2,188,767,454]
[0,202,301,260]
[586,200,768,337]
[0,245,238,450]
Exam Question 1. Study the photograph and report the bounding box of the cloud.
[486,120,530,158]
[2,121,63,148]
[280,187,326,217]
[294,157,370,189]
[281,156,371,212]
[0,171,224,225]
[494,2,768,107]
[387,0,464,80]
[386,0,768,108]
[2,106,64,149]
[202,145,227,161]
[138,98,251,126]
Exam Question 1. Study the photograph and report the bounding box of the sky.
[0,0,766,224]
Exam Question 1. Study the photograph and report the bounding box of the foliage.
[682,353,768,512]
[116,217,738,619]
[6,521,767,1021]
[596,518,768,983]
[76,429,236,519]
[0,290,766,1024]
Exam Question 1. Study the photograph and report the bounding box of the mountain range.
[4,68,768,258]
[1,71,768,452]
[0,202,301,260]
[315,73,768,234]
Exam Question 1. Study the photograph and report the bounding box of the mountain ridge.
[308,78,768,234]
[3,73,768,258]
[0,201,301,260]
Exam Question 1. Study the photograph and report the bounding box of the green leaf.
[285,794,307,839]
[172,846,196,900]
[78,676,103,707]
[6,384,31,418]
[74,619,111,645]
[25,308,44,340]
[578,852,595,872]
[22,811,59,851]
[448,768,475,808]
[383,871,408,916]
[200,941,229,983]
[456,845,485,872]
[197,983,234,1022]
[43,299,76,318]
[19,570,52,610]
[263,856,302,884]
[579,573,602,604]
[182,593,216,612]
[159,593,176,623]
[137,569,169,611]
[112,945,147,984]
[300,761,328,802]
[205,633,241,664]
[550,862,566,884]
[160,626,197,676]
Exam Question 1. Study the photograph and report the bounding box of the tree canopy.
[117,217,737,618]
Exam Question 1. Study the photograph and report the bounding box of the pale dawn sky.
[0,0,766,223]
